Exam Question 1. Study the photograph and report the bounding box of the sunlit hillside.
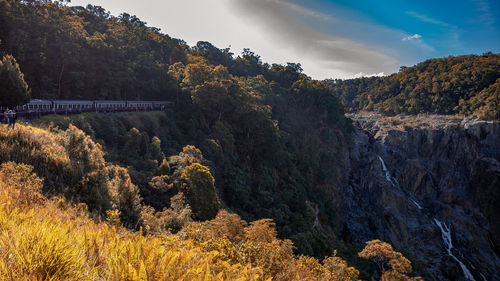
[0,124,423,280]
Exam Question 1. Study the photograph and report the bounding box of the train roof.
[52,100,93,104]
[127,100,173,103]
[24,100,173,105]
[152,101,174,104]
[26,99,52,105]
[94,100,126,104]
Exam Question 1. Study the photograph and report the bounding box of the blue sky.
[301,0,499,62]
[70,0,499,79]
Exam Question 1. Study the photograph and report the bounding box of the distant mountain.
[328,53,500,120]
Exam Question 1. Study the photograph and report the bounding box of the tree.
[180,163,220,220]
[0,54,30,108]
[358,240,422,281]
[107,165,142,228]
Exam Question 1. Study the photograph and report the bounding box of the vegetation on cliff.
[33,56,353,258]
[0,125,424,280]
[1,0,353,257]
[0,0,456,279]
[0,54,29,107]
[0,159,363,280]
[329,53,500,119]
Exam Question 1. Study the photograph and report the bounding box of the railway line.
[1,99,173,121]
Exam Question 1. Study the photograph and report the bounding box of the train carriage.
[3,99,172,122]
[94,100,126,110]
[152,101,173,109]
[127,101,153,110]
[17,99,53,111]
[53,100,94,111]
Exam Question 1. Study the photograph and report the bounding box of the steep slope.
[0,157,361,280]
[338,113,500,280]
[329,53,500,119]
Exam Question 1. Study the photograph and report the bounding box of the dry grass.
[0,160,360,281]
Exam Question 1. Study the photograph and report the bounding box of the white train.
[10,99,172,112]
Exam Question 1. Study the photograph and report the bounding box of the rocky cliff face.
[338,114,500,280]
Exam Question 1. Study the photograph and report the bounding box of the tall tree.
[180,163,220,221]
[0,54,30,108]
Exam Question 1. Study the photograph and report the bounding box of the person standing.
[5,109,11,126]
[11,110,16,128]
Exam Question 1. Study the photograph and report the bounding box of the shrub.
[180,163,220,220]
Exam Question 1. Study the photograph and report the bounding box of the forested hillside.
[0,0,307,101]
[0,124,365,280]
[0,0,356,261]
[2,0,496,279]
[328,54,500,119]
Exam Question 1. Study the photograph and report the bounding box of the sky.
[69,0,500,79]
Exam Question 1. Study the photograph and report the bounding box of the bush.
[181,163,220,221]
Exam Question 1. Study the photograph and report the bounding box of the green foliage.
[180,163,220,221]
[466,77,500,119]
[0,0,186,100]
[13,0,354,259]
[329,53,500,119]
[0,54,30,107]
[107,165,142,228]
[34,72,353,257]
[0,124,145,224]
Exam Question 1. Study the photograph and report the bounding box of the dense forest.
[0,0,358,265]
[0,124,424,280]
[0,0,495,279]
[328,54,500,119]
[0,0,307,101]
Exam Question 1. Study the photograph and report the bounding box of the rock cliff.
[338,113,500,280]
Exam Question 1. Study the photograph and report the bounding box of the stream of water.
[377,155,398,187]
[434,219,476,281]
[377,155,476,280]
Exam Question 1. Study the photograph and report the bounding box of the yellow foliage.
[0,161,360,281]
[359,240,422,281]
[0,124,69,167]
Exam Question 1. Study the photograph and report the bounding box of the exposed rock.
[338,114,500,280]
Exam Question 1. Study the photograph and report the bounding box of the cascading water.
[377,155,398,187]
[377,155,476,280]
[434,219,476,281]
[411,199,423,210]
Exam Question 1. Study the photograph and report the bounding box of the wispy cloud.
[405,10,460,51]
[402,34,422,41]
[472,0,494,25]
[227,0,400,78]
[353,72,386,78]
[405,11,456,28]
[266,0,332,21]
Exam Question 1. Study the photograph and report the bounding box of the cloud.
[405,11,457,29]
[266,0,332,21]
[472,0,494,25]
[70,0,421,79]
[226,0,400,79]
[353,72,386,78]
[402,34,422,41]
[405,10,460,50]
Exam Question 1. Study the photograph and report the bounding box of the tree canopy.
[0,54,30,108]
[328,53,500,119]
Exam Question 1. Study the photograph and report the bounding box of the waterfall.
[434,219,476,281]
[377,154,478,280]
[411,199,423,210]
[377,155,398,187]
[376,155,477,280]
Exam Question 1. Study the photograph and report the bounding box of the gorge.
[337,113,500,280]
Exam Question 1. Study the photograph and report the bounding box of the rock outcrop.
[338,114,500,280]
